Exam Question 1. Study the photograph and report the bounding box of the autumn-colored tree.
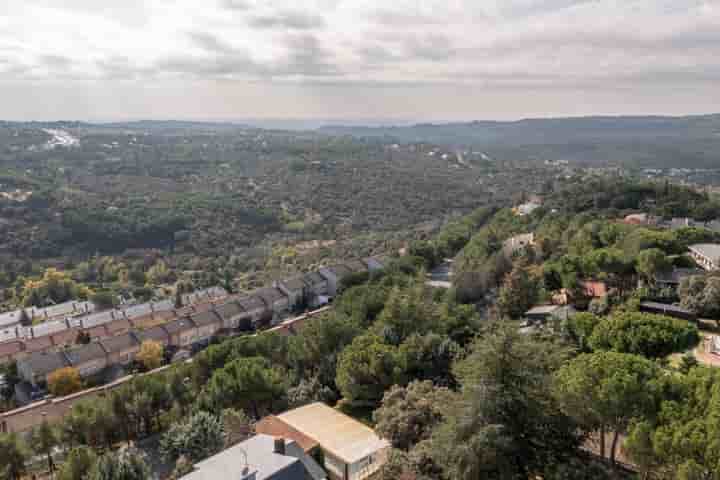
[48,367,83,397]
[136,341,164,371]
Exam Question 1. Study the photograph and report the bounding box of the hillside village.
[2,175,720,479]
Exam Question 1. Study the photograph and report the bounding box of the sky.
[0,0,719,123]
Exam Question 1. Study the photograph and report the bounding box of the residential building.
[50,327,81,349]
[181,286,228,307]
[256,415,319,453]
[503,233,535,257]
[237,295,271,327]
[100,333,140,365]
[181,434,326,480]
[344,260,368,275]
[0,326,19,344]
[22,335,54,355]
[28,300,95,323]
[524,305,576,324]
[362,257,385,272]
[29,319,70,339]
[105,316,132,337]
[134,325,171,347]
[276,277,308,310]
[254,287,290,323]
[0,310,27,330]
[79,310,118,331]
[163,317,198,348]
[17,351,69,386]
[654,268,704,290]
[515,201,541,216]
[190,310,222,344]
[65,343,108,378]
[639,302,697,322]
[318,265,353,297]
[303,272,330,307]
[274,402,390,480]
[214,300,250,332]
[84,324,110,342]
[0,341,23,365]
[689,244,720,271]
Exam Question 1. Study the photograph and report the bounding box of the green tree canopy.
[335,334,404,408]
[588,311,699,358]
[554,351,662,464]
[431,324,580,479]
[160,411,225,463]
[373,380,453,451]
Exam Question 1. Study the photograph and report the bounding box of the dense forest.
[0,121,554,309]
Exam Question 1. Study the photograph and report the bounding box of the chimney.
[273,438,286,455]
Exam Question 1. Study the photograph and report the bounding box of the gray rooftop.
[163,317,197,335]
[214,301,245,321]
[640,302,696,315]
[100,332,140,353]
[190,310,222,327]
[254,287,288,305]
[0,310,25,329]
[303,271,326,286]
[80,310,120,329]
[182,434,309,480]
[65,342,107,366]
[30,319,70,338]
[525,305,562,316]
[689,244,720,261]
[135,326,170,344]
[279,276,307,292]
[19,351,69,377]
[237,295,268,312]
[122,302,153,319]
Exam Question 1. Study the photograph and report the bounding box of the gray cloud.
[275,33,339,76]
[248,10,325,30]
[188,32,239,56]
[221,0,251,10]
[403,34,455,62]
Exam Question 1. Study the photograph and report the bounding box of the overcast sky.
[1,0,718,122]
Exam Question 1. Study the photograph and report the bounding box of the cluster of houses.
[622,213,720,232]
[2,258,387,394]
[187,402,389,480]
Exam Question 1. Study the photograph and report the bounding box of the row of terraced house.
[4,258,387,394]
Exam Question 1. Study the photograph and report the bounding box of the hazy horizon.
[1,0,718,121]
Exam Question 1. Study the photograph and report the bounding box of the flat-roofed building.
[689,244,720,271]
[275,403,389,480]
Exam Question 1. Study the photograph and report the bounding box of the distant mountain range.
[3,114,720,167]
[319,114,720,167]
